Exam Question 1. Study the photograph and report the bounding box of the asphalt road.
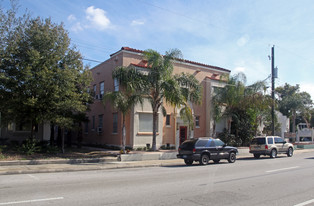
[0,152,314,206]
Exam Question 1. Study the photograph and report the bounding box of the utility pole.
[271,45,275,136]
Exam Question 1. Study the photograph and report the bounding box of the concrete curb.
[0,156,117,166]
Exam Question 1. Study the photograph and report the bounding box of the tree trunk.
[292,111,296,133]
[212,122,216,137]
[77,123,82,149]
[67,130,72,147]
[50,124,55,146]
[152,110,158,151]
[122,115,126,154]
[57,126,62,147]
[61,128,65,154]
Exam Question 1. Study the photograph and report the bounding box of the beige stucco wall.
[84,48,230,149]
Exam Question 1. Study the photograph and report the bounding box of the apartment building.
[83,47,230,149]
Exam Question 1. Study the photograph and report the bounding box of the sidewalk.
[0,149,312,175]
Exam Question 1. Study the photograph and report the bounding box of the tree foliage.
[213,73,272,146]
[0,2,92,138]
[112,49,202,151]
[103,66,144,153]
[276,83,313,131]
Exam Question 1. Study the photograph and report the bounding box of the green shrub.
[20,138,40,155]
[46,145,60,154]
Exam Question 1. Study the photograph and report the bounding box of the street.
[0,152,314,206]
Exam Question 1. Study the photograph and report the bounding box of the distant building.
[83,47,231,149]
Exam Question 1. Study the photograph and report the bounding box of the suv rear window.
[195,139,209,147]
[180,139,197,150]
[251,138,266,145]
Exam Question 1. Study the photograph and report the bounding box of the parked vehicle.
[177,138,238,165]
[249,136,294,159]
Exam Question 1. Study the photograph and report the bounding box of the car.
[249,136,294,159]
[177,137,238,165]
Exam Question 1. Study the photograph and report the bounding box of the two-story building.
[83,47,231,149]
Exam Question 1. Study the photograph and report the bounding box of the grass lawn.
[0,145,117,161]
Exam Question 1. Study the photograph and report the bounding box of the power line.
[137,0,243,35]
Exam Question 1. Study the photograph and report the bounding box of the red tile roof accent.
[110,47,230,73]
[130,63,148,68]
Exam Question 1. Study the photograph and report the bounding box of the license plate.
[254,146,260,149]
[183,155,187,158]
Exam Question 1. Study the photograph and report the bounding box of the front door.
[179,126,187,145]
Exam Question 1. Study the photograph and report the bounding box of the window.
[99,82,104,95]
[195,116,200,127]
[92,116,95,130]
[113,113,118,134]
[166,115,170,126]
[214,139,225,147]
[98,115,103,128]
[114,78,119,91]
[195,139,208,147]
[275,137,284,144]
[93,85,97,98]
[139,113,157,132]
[251,138,266,145]
[267,137,273,144]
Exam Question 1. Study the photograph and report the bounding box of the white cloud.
[67,14,76,22]
[299,83,314,101]
[234,67,246,73]
[71,22,83,32]
[237,35,250,47]
[85,6,111,30]
[131,19,145,26]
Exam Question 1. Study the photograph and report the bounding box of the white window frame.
[139,113,158,133]
[195,116,200,128]
[114,78,119,92]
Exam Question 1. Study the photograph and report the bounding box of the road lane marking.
[266,166,300,173]
[27,174,39,180]
[294,199,314,206]
[0,197,64,205]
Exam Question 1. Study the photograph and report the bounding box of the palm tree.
[112,49,202,151]
[142,49,202,150]
[103,67,144,153]
[212,73,271,145]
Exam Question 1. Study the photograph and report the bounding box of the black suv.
[177,138,238,165]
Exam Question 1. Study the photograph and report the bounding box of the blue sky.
[2,0,314,100]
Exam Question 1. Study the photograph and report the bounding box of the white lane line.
[0,197,64,205]
[294,199,314,206]
[27,174,39,180]
[266,166,300,173]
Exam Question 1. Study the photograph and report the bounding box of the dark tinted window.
[267,137,273,144]
[209,140,215,147]
[195,139,209,147]
[275,137,284,143]
[180,139,197,150]
[215,139,225,147]
[251,138,266,145]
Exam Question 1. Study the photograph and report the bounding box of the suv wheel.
[200,154,209,165]
[254,154,260,159]
[287,147,293,157]
[184,159,193,166]
[228,152,236,163]
[270,149,277,158]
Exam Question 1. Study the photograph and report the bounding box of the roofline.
[110,47,231,73]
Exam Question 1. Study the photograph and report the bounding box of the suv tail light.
[193,148,196,153]
[265,145,268,150]
[249,146,251,151]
